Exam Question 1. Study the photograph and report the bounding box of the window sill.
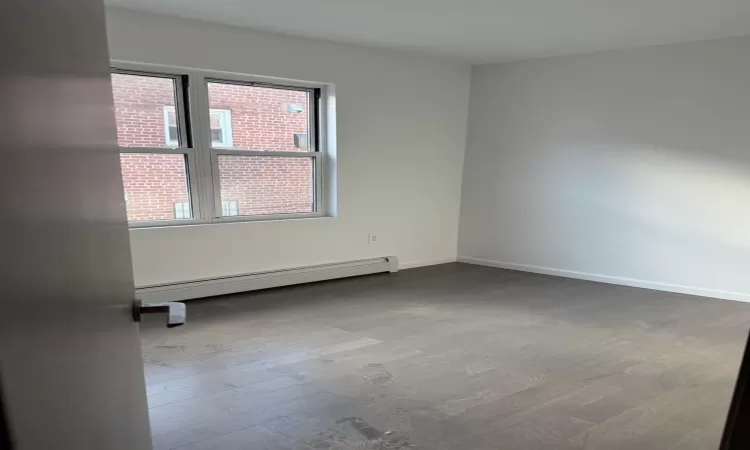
[128,213,334,230]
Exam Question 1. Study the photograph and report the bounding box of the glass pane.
[168,126,179,142]
[166,110,177,126]
[173,202,190,220]
[111,73,180,148]
[221,200,239,217]
[211,128,223,144]
[207,82,310,151]
[217,155,314,216]
[120,153,191,221]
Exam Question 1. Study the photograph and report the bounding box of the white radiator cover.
[135,256,399,303]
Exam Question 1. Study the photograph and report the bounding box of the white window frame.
[112,61,330,228]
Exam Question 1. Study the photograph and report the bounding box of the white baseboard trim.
[457,256,750,303]
[399,257,457,270]
[136,256,399,303]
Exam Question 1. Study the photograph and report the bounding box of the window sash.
[209,152,321,220]
[111,62,326,228]
[204,78,318,153]
[112,69,189,149]
[118,147,202,227]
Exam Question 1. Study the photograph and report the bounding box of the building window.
[112,65,326,226]
[222,200,239,217]
[163,106,180,147]
[293,133,308,148]
[209,109,233,148]
[164,106,232,148]
[173,202,191,219]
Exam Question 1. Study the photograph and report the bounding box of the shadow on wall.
[535,142,750,290]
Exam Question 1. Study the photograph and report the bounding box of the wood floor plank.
[176,425,303,450]
[139,263,750,449]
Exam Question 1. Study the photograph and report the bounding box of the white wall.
[105,8,471,287]
[459,36,750,301]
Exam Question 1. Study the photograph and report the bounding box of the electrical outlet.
[368,234,379,244]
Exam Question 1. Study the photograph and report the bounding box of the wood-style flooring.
[140,263,750,449]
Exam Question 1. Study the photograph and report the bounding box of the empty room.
[3,1,750,449]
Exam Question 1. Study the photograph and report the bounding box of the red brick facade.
[112,73,314,222]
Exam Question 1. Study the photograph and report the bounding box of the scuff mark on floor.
[154,345,186,350]
[327,417,414,449]
[337,417,384,440]
[364,363,394,385]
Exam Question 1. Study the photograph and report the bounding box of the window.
[164,106,232,148]
[111,64,327,226]
[173,202,191,219]
[112,72,193,222]
[222,200,239,217]
[293,133,308,148]
[209,109,233,148]
[163,106,179,147]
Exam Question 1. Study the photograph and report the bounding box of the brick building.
[112,73,313,222]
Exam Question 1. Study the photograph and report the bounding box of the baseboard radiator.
[135,256,399,303]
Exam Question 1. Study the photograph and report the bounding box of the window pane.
[166,110,177,126]
[120,153,191,221]
[168,126,179,142]
[205,109,232,147]
[111,73,181,148]
[221,200,239,217]
[207,82,310,151]
[211,128,223,144]
[173,202,190,220]
[217,155,313,216]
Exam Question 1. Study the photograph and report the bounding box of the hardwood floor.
[139,263,750,449]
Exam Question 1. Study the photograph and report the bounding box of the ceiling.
[105,0,750,64]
